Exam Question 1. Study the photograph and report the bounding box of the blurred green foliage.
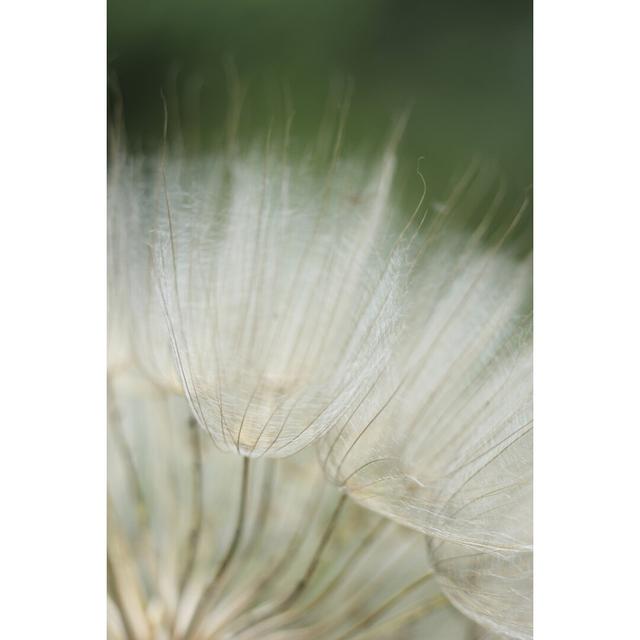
[108,0,531,222]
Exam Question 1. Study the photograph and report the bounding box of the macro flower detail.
[108,149,180,392]
[108,134,533,640]
[316,206,533,637]
[152,148,407,457]
[108,374,476,639]
[429,534,533,640]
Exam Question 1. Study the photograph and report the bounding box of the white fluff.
[429,536,533,640]
[152,148,408,457]
[108,150,180,391]
[107,372,474,639]
[108,139,533,637]
[317,222,533,638]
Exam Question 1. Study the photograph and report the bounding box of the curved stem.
[234,493,347,637]
[183,456,250,640]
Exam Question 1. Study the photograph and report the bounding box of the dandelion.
[108,148,179,390]
[108,373,476,639]
[108,122,532,639]
[110,133,408,457]
[317,186,533,637]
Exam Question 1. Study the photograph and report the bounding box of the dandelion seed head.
[108,373,474,639]
[110,141,409,458]
[316,211,533,638]
[109,120,533,639]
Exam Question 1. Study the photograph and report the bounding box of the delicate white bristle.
[148,149,408,457]
[108,373,474,639]
[108,134,533,639]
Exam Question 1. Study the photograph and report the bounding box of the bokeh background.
[108,0,532,224]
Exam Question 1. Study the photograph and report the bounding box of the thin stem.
[215,481,327,637]
[234,493,347,637]
[255,518,389,634]
[183,456,251,640]
[171,417,204,636]
[289,518,387,619]
[107,555,136,640]
[333,570,436,640]
[350,595,447,639]
[107,378,151,535]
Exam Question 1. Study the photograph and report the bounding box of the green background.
[108,0,532,223]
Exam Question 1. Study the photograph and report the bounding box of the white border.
[1,1,639,637]
[0,1,105,637]
[535,1,640,637]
